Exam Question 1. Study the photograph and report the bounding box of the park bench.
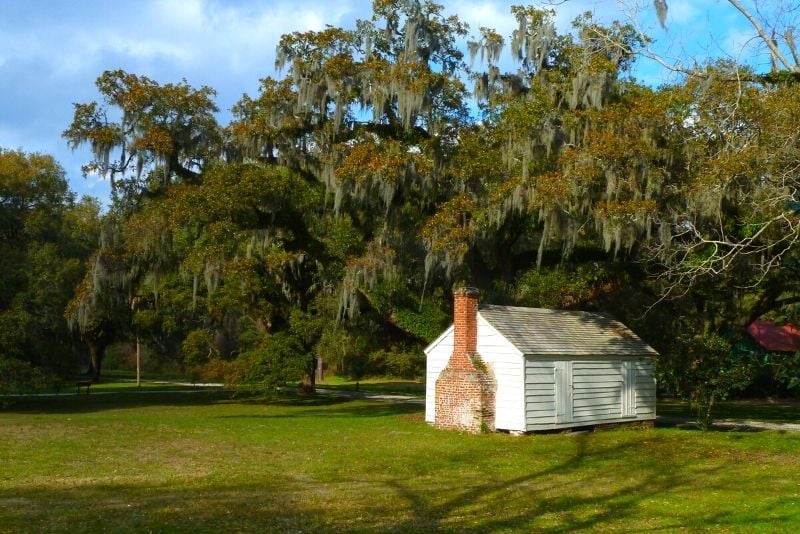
[75,380,92,394]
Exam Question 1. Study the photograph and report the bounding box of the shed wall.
[425,317,526,431]
[525,360,557,427]
[525,356,656,431]
[634,358,657,418]
[425,326,453,423]
[475,315,525,431]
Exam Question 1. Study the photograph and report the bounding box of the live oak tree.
[230,0,472,331]
[64,69,221,204]
[65,217,132,382]
[628,0,800,416]
[62,70,223,381]
[55,0,798,401]
[0,149,98,389]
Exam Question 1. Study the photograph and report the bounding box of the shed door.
[554,361,573,424]
[571,361,625,422]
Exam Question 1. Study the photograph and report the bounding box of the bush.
[187,358,226,383]
[0,357,58,406]
[510,264,610,309]
[661,333,759,429]
[315,325,372,380]
[224,332,311,391]
[367,346,424,379]
[182,329,216,366]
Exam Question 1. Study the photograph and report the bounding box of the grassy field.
[1,392,799,532]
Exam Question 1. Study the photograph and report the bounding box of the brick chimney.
[434,288,495,433]
[451,288,479,368]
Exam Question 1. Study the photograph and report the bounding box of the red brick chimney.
[451,287,479,368]
[434,287,495,433]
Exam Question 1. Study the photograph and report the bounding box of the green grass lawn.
[1,393,799,533]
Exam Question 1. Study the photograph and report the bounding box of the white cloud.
[454,2,517,36]
[450,0,625,40]
[134,0,359,72]
[0,0,770,204]
[664,0,701,25]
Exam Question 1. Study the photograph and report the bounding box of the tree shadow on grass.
[2,390,235,414]
[658,398,800,424]
[3,390,424,422]
[1,390,403,416]
[0,481,334,533]
[368,432,793,532]
[1,431,796,532]
[657,418,768,433]
[216,400,423,419]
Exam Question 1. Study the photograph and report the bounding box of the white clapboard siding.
[525,359,556,427]
[571,361,623,421]
[424,325,454,422]
[634,358,657,416]
[525,357,656,430]
[477,314,525,431]
[423,316,526,431]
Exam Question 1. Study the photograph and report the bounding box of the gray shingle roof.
[479,305,658,356]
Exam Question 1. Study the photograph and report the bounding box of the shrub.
[182,329,216,366]
[662,333,759,429]
[366,346,424,379]
[0,357,57,406]
[225,332,311,391]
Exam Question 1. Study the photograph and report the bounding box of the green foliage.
[770,354,800,392]
[0,357,56,402]
[367,346,425,379]
[392,302,450,344]
[0,149,96,379]
[226,332,310,391]
[662,333,759,429]
[181,329,215,367]
[506,263,611,309]
[750,344,800,394]
[315,324,367,378]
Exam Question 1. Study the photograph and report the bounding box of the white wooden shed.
[425,293,657,433]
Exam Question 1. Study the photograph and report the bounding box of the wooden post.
[136,337,141,387]
[130,296,143,388]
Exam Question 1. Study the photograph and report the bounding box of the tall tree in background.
[52,1,798,402]
[64,69,221,205]
[633,0,800,330]
[0,149,98,390]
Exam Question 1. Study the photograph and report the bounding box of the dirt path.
[657,415,800,433]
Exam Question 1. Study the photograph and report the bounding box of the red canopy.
[747,320,800,352]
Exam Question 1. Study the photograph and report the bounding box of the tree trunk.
[87,342,106,383]
[301,356,317,393]
[315,357,324,383]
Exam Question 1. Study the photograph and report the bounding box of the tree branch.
[726,0,799,72]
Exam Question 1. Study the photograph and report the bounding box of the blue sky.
[0,0,775,204]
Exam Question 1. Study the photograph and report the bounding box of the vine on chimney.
[470,354,488,372]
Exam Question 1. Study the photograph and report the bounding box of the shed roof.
[478,305,658,356]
